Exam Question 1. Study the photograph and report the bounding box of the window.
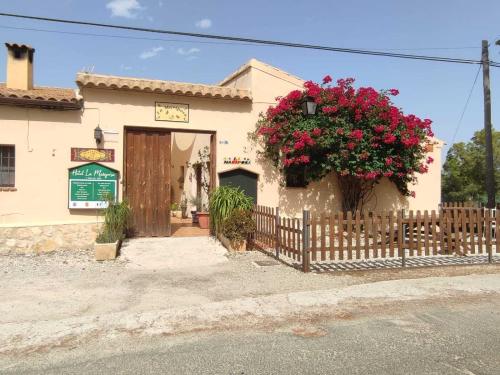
[0,145,15,187]
[285,167,307,188]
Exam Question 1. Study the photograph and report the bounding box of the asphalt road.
[2,297,500,375]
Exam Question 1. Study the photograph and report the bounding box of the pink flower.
[294,141,305,150]
[389,89,399,96]
[350,129,363,141]
[299,155,310,164]
[383,171,394,177]
[383,134,396,144]
[374,125,385,133]
[347,142,356,150]
[385,157,393,166]
[410,191,416,198]
[336,128,344,136]
[312,128,322,136]
[322,106,338,114]
[322,75,333,84]
[426,156,434,164]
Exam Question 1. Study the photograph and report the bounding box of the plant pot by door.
[191,210,199,223]
[198,212,210,229]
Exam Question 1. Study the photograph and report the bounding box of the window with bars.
[0,145,15,187]
[285,167,307,188]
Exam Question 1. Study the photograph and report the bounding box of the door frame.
[123,126,217,236]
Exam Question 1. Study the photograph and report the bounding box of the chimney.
[5,43,35,90]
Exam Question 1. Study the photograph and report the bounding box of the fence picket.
[431,210,438,255]
[346,211,353,260]
[329,214,335,260]
[408,211,414,257]
[355,211,361,259]
[380,212,387,258]
[423,211,430,256]
[461,208,468,255]
[311,216,317,261]
[388,211,395,258]
[320,213,326,261]
[338,212,344,260]
[416,211,422,256]
[364,211,370,259]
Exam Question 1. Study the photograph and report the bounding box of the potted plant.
[220,209,256,251]
[197,203,210,229]
[209,186,254,234]
[94,198,131,261]
[171,202,181,218]
[189,196,202,224]
[180,196,188,219]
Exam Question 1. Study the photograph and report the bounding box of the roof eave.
[0,97,82,110]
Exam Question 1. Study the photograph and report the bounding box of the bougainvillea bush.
[254,76,435,212]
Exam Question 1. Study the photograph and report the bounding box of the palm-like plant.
[209,186,253,234]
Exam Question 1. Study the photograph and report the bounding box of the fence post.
[399,209,406,267]
[486,209,492,263]
[275,207,280,260]
[302,210,310,273]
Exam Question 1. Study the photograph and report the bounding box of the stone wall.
[0,223,100,253]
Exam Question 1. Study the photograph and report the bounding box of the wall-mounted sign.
[155,102,189,122]
[68,163,118,209]
[71,148,115,162]
[224,157,251,165]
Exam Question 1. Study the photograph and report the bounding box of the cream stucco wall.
[0,59,444,229]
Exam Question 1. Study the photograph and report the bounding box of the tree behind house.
[442,129,499,203]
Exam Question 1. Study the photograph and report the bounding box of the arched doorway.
[218,168,258,203]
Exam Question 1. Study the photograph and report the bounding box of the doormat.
[253,260,280,267]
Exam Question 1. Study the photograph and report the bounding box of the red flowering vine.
[254,75,435,212]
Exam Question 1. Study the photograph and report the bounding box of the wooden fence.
[252,205,499,272]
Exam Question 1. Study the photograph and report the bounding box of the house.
[0,42,443,252]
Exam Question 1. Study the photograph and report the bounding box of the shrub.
[209,186,254,234]
[253,76,435,212]
[96,199,131,244]
[222,209,256,243]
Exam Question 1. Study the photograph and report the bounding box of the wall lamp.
[94,125,103,145]
[301,96,318,116]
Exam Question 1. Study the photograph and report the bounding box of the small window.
[285,167,307,188]
[0,145,15,187]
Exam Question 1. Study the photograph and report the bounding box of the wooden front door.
[125,129,171,237]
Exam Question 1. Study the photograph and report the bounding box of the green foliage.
[209,186,254,234]
[171,202,180,211]
[96,199,131,244]
[253,78,434,212]
[222,209,256,242]
[442,129,500,203]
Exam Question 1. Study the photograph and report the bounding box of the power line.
[0,12,497,66]
[0,24,483,52]
[451,64,482,143]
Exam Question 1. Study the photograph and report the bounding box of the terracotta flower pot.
[197,212,210,229]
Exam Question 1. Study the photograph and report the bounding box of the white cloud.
[106,0,144,19]
[140,46,164,59]
[177,47,200,56]
[195,18,212,29]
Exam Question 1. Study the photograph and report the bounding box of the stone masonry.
[0,223,100,253]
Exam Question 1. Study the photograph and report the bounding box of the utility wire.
[451,64,482,143]
[0,12,497,66]
[0,24,484,52]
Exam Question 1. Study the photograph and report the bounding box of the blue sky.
[0,0,499,156]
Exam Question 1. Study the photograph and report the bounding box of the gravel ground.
[1,241,500,326]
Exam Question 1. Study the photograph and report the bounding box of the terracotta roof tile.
[76,73,252,101]
[0,83,81,108]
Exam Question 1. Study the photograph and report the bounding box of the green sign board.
[68,163,118,209]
